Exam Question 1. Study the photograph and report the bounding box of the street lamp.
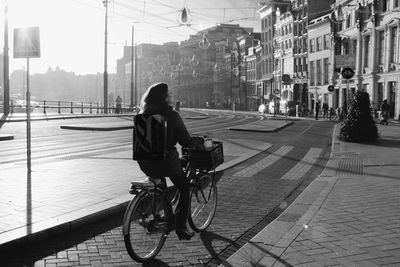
[3,3,10,115]
[103,0,108,114]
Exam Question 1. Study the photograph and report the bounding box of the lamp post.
[130,25,135,108]
[103,0,108,114]
[3,3,9,115]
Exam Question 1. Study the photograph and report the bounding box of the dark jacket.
[381,102,390,112]
[137,105,200,177]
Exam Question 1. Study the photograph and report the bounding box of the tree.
[339,91,378,142]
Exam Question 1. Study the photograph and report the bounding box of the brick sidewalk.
[222,124,400,266]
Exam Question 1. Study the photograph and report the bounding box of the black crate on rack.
[189,141,224,170]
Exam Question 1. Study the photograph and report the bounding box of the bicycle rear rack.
[129,178,165,194]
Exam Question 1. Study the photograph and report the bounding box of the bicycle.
[122,139,224,263]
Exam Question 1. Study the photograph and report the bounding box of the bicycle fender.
[122,190,147,236]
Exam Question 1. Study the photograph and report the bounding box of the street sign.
[342,67,355,79]
[13,27,41,58]
[335,55,355,68]
[273,89,280,95]
[328,85,335,92]
[282,74,291,84]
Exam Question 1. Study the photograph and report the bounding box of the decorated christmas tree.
[339,91,378,142]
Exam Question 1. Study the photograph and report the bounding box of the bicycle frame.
[125,155,215,230]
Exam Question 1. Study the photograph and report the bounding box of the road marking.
[281,147,323,180]
[298,123,314,136]
[233,146,293,177]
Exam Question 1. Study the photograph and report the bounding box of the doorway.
[389,82,396,118]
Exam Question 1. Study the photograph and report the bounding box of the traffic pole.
[26,57,31,173]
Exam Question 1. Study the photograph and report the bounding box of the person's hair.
[139,82,169,114]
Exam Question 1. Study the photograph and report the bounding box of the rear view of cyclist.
[136,82,203,240]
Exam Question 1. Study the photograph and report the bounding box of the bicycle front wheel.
[188,173,217,232]
[122,190,171,262]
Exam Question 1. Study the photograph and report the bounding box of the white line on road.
[233,146,293,177]
[281,147,323,180]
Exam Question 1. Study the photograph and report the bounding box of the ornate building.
[332,0,400,119]
[258,0,291,103]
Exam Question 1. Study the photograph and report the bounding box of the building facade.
[244,39,263,110]
[307,14,335,113]
[332,0,400,119]
[174,24,253,109]
[274,6,295,102]
[258,0,291,104]
[119,43,179,106]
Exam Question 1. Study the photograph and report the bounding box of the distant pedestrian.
[329,107,334,120]
[315,101,320,120]
[380,100,390,125]
[115,96,122,114]
[322,102,329,119]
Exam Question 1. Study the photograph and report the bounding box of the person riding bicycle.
[136,82,203,240]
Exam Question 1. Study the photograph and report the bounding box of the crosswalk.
[281,147,323,180]
[233,146,293,177]
[232,146,323,180]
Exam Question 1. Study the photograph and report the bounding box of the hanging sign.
[341,67,355,79]
[13,27,41,58]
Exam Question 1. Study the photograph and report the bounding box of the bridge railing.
[6,100,137,114]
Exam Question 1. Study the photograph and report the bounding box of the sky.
[0,0,261,75]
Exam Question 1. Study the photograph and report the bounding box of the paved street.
[222,123,400,267]
[0,110,334,266]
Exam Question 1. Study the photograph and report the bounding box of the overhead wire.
[73,0,260,44]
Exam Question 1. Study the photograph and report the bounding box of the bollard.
[90,103,92,114]
[58,101,61,114]
[81,102,84,114]
[71,102,73,113]
[11,100,14,114]
[43,100,46,114]
[97,102,99,113]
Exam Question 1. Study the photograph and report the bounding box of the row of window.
[276,24,293,36]
[309,58,330,86]
[364,26,398,68]
[309,34,330,53]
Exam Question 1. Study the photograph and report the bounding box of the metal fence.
[2,100,136,114]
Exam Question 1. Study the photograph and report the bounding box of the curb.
[185,116,211,120]
[228,121,294,133]
[60,125,133,131]
[0,195,132,252]
[0,134,14,141]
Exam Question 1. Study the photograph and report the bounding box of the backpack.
[132,114,167,160]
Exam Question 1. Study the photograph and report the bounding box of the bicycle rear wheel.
[122,190,171,262]
[188,173,217,232]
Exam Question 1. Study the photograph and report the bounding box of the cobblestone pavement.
[1,119,335,266]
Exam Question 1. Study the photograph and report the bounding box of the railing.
[5,100,137,114]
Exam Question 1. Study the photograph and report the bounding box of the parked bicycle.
[122,139,224,263]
